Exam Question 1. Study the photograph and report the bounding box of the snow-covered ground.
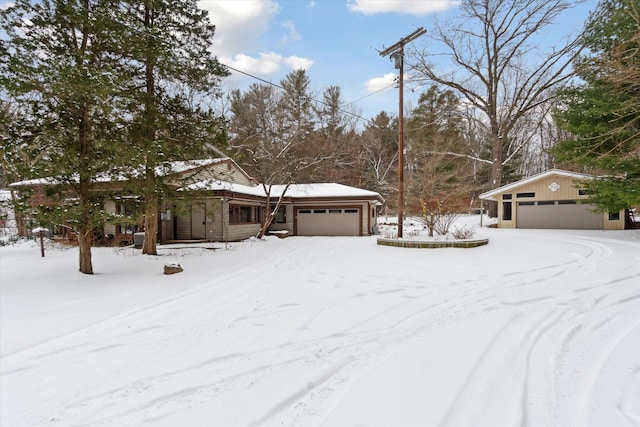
[1,217,639,426]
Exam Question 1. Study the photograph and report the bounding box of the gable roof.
[9,158,248,187]
[183,181,384,202]
[479,169,594,201]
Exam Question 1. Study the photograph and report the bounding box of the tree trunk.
[78,106,93,274]
[141,1,158,256]
[142,190,158,255]
[487,133,504,217]
[257,184,289,239]
[78,226,93,274]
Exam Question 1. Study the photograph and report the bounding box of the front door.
[191,203,206,239]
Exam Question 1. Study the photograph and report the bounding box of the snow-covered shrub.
[434,212,460,236]
[451,225,475,240]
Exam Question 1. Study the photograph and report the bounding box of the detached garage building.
[479,169,625,230]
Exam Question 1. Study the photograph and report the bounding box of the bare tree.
[410,0,584,196]
[228,70,331,238]
[405,85,474,216]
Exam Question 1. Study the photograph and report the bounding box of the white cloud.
[347,0,458,16]
[200,0,313,80]
[280,20,301,45]
[366,73,397,92]
[307,1,316,8]
[226,52,313,77]
[284,55,313,70]
[199,0,280,55]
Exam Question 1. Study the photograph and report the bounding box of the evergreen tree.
[1,0,127,274]
[115,0,228,255]
[553,0,640,212]
[405,85,471,214]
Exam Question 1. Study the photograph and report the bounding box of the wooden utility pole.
[380,27,426,238]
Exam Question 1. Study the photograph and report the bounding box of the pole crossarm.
[379,27,426,57]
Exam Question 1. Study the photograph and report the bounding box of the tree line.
[1,0,638,274]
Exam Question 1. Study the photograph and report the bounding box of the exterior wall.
[104,200,117,236]
[604,212,626,230]
[167,160,255,187]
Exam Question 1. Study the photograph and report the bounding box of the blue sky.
[200,0,598,125]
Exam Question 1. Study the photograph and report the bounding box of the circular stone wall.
[376,238,489,249]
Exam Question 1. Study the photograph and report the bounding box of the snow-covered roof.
[478,169,594,201]
[9,158,233,187]
[183,181,383,200]
[271,183,382,199]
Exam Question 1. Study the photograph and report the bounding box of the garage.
[516,201,603,229]
[296,207,361,236]
[478,169,625,230]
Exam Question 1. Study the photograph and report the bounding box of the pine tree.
[115,0,228,255]
[553,0,640,212]
[1,0,128,274]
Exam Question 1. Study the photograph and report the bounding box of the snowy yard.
[1,218,639,426]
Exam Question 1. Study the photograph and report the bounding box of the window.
[299,209,312,214]
[502,194,512,200]
[516,192,535,198]
[608,211,620,221]
[558,200,576,205]
[537,201,555,206]
[518,202,534,206]
[578,189,589,196]
[344,208,359,213]
[273,206,286,223]
[502,202,512,220]
[229,204,260,224]
[328,209,342,213]
[314,209,327,214]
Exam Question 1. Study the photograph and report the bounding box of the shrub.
[451,225,475,240]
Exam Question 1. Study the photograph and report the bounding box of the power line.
[223,64,390,127]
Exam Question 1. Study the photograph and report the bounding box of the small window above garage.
[516,192,535,198]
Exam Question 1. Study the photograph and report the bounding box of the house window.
[516,192,535,198]
[608,211,620,221]
[502,194,512,200]
[537,201,555,205]
[344,208,359,213]
[502,202,512,220]
[518,201,534,206]
[314,209,327,214]
[274,206,286,223]
[558,200,576,205]
[578,189,589,196]
[299,209,312,214]
[229,204,259,224]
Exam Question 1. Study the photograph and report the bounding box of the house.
[10,158,385,243]
[478,169,626,230]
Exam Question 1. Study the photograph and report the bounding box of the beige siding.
[168,161,254,187]
[103,200,116,236]
[175,214,191,240]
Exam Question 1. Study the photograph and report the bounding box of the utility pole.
[380,27,426,239]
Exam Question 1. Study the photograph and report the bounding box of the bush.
[433,212,460,235]
[451,225,475,240]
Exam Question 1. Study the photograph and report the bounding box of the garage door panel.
[517,202,603,229]
[297,208,360,236]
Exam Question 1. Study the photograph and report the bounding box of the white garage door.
[296,208,361,236]
[517,201,603,229]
